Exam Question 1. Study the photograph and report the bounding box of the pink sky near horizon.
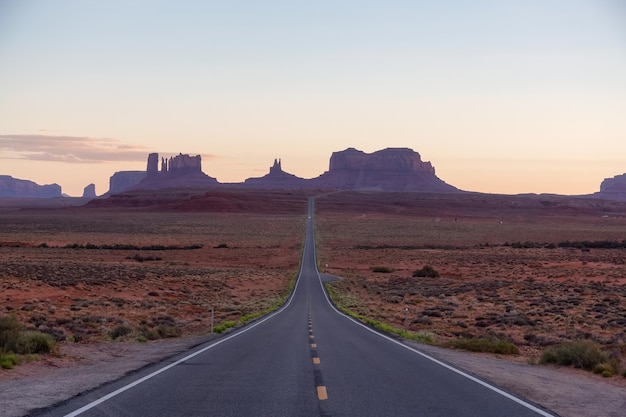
[0,1,625,197]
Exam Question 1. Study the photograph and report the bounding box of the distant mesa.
[101,147,460,194]
[82,183,97,199]
[130,152,218,191]
[108,171,147,195]
[596,173,626,201]
[243,159,309,188]
[311,147,458,193]
[106,153,216,195]
[0,175,62,198]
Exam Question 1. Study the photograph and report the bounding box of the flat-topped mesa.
[0,175,62,198]
[313,147,457,192]
[595,173,626,201]
[108,171,147,195]
[329,147,436,175]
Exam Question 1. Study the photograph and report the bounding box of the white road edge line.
[63,232,310,417]
[311,226,555,417]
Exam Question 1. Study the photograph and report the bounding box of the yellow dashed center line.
[313,357,320,364]
[317,386,328,400]
[311,343,317,348]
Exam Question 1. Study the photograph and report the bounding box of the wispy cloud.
[0,134,151,164]
[0,135,219,165]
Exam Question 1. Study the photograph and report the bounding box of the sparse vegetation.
[539,340,611,371]
[412,265,440,278]
[126,254,163,262]
[371,266,393,273]
[445,337,519,355]
[0,315,58,368]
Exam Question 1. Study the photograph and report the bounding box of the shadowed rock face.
[329,147,436,174]
[242,159,308,188]
[133,153,218,190]
[0,175,62,198]
[596,174,626,201]
[312,148,458,192]
[82,184,97,198]
[109,171,147,195]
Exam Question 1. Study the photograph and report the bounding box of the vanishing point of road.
[38,199,555,417]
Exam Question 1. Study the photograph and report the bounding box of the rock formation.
[108,171,147,195]
[0,175,62,198]
[82,183,97,198]
[133,153,218,190]
[242,159,308,188]
[310,148,458,192]
[596,174,626,201]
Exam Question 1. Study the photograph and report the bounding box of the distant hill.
[0,175,62,198]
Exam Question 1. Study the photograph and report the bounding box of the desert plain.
[1,189,626,416]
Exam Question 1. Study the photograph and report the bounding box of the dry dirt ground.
[2,190,626,416]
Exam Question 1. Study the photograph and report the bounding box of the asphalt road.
[38,199,555,417]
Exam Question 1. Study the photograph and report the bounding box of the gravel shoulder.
[1,334,625,417]
[406,341,626,417]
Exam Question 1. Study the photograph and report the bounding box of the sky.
[0,0,625,197]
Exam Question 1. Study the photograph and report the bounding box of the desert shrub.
[413,265,440,278]
[156,325,181,338]
[593,362,618,377]
[446,337,519,354]
[110,324,133,340]
[15,331,58,355]
[0,315,21,353]
[215,243,229,249]
[371,266,393,273]
[0,353,19,369]
[539,340,609,370]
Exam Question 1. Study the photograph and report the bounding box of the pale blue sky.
[1,1,625,196]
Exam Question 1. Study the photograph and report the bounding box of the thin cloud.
[0,134,149,163]
[0,135,217,164]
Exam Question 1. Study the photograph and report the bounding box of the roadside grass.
[324,283,435,345]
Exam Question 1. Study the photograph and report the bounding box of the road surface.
[38,199,554,417]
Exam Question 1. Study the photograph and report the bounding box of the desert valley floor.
[1,189,626,416]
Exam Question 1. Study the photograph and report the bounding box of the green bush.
[15,331,58,355]
[539,340,609,371]
[446,337,519,354]
[413,265,440,278]
[0,353,18,369]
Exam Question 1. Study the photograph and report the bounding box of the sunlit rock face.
[312,148,459,192]
[0,175,62,198]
